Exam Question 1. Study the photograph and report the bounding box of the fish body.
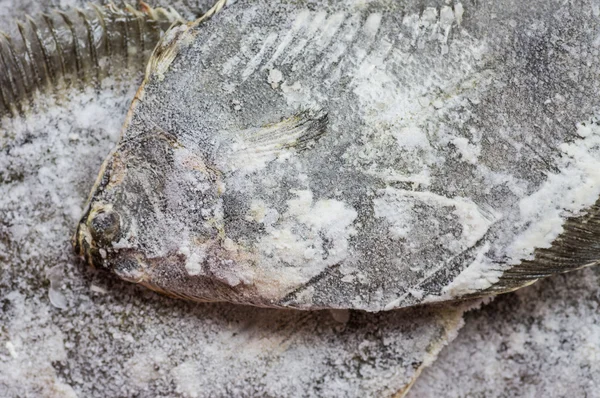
[77,0,600,311]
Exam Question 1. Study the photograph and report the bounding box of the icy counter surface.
[409,267,600,397]
[2,0,600,396]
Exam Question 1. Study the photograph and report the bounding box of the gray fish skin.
[77,0,600,311]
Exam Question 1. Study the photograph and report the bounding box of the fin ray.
[222,108,329,173]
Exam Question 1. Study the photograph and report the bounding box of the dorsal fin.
[144,0,230,81]
[144,23,193,81]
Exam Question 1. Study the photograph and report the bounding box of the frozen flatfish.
[76,0,600,311]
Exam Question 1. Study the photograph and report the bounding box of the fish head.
[74,105,329,303]
[74,130,227,283]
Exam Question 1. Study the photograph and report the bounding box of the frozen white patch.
[454,3,464,25]
[363,13,382,40]
[374,188,498,248]
[409,288,425,300]
[439,6,455,54]
[314,12,346,51]
[281,81,302,93]
[451,136,481,164]
[507,122,600,263]
[255,190,357,298]
[267,68,283,89]
[179,245,208,276]
[432,242,502,301]
[394,126,432,150]
[282,11,328,65]
[6,341,18,359]
[435,117,600,298]
[246,200,280,229]
[242,32,278,80]
[264,9,311,69]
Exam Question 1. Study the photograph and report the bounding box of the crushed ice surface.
[410,266,600,397]
[3,0,600,396]
[46,265,71,310]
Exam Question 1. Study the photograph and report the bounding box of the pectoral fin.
[237,108,328,152]
[222,108,328,173]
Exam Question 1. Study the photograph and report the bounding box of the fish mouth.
[73,202,123,272]
[74,217,145,282]
[73,218,109,271]
[73,201,94,264]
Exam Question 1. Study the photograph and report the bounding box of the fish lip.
[73,219,102,270]
[72,204,92,257]
[110,251,150,284]
[72,206,115,272]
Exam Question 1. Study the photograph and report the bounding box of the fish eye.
[89,209,121,245]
